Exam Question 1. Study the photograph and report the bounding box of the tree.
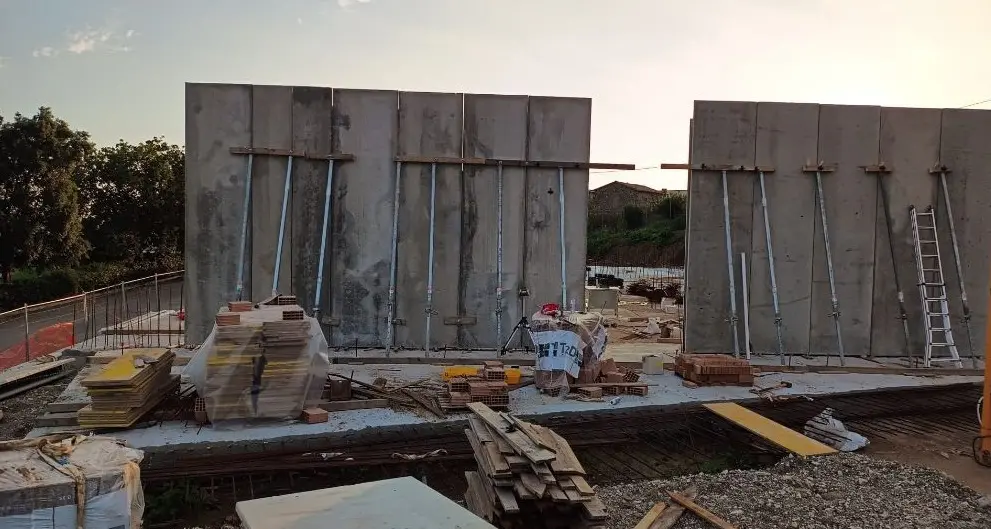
[622,205,646,230]
[0,108,92,282]
[78,138,184,264]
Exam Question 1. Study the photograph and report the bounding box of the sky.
[1,0,989,191]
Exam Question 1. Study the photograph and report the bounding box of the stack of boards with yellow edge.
[77,348,178,428]
[463,402,609,529]
[204,299,315,422]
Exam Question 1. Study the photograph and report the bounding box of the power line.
[959,97,991,109]
[590,164,660,174]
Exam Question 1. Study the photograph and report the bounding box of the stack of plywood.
[77,348,178,429]
[203,301,317,422]
[674,354,754,386]
[463,402,608,529]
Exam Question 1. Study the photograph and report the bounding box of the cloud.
[337,0,371,7]
[126,29,135,38]
[67,28,114,54]
[32,46,57,58]
[0,56,7,69]
[297,17,303,25]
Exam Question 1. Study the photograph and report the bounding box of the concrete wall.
[185,84,591,348]
[684,101,991,360]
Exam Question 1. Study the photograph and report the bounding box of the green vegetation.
[0,107,183,310]
[586,192,687,264]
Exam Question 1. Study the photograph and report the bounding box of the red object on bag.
[540,303,561,316]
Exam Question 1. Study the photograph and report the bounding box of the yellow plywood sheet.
[84,348,171,385]
[703,402,837,457]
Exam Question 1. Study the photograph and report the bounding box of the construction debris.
[674,354,754,387]
[77,348,177,429]
[803,408,870,452]
[463,402,609,528]
[440,361,512,410]
[596,453,991,529]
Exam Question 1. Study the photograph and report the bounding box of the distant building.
[588,181,685,215]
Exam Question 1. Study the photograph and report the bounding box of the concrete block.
[750,102,819,354]
[184,83,252,344]
[811,105,880,356]
[684,101,757,353]
[395,92,463,349]
[462,94,528,348]
[870,107,940,356]
[937,108,991,361]
[250,85,294,301]
[331,89,398,347]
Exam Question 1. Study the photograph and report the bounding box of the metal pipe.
[815,171,845,366]
[425,163,438,353]
[938,171,977,367]
[720,170,741,357]
[741,252,751,360]
[385,161,402,351]
[495,162,505,347]
[313,160,336,324]
[877,176,915,366]
[272,155,294,296]
[757,171,786,365]
[558,167,567,308]
[236,154,254,301]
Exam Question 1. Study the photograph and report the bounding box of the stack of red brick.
[573,358,648,398]
[443,361,510,410]
[674,354,754,386]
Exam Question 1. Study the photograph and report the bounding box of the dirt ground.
[601,293,683,343]
[865,428,991,495]
[0,380,68,440]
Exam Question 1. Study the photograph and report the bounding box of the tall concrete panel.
[525,97,592,312]
[395,92,463,349]
[937,109,991,361]
[462,94,528,349]
[870,108,940,356]
[750,102,819,354]
[810,105,880,356]
[684,101,757,353]
[289,87,334,324]
[250,85,295,300]
[184,84,252,344]
[330,89,398,347]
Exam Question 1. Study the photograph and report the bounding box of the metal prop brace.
[756,169,786,365]
[311,153,357,339]
[803,163,845,366]
[930,164,978,368]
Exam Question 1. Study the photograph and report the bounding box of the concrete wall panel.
[684,101,757,353]
[810,105,880,356]
[184,83,252,344]
[250,85,294,300]
[525,97,592,311]
[462,94,528,348]
[395,92,463,349]
[750,102,819,354]
[289,87,334,323]
[937,109,991,361]
[330,89,398,347]
[870,108,940,356]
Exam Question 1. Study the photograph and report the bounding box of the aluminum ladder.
[909,205,962,368]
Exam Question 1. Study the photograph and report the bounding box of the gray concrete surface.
[185,85,592,349]
[0,278,184,355]
[685,102,991,359]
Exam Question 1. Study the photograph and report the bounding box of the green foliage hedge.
[0,256,182,312]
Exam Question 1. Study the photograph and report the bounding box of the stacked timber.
[78,348,178,428]
[203,300,318,422]
[674,354,754,386]
[463,402,609,529]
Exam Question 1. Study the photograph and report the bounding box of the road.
[0,278,185,357]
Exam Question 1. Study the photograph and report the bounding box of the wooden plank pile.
[78,348,178,428]
[440,361,510,410]
[674,354,754,387]
[203,299,319,421]
[463,402,608,528]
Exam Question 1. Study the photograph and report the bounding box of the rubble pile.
[596,453,991,529]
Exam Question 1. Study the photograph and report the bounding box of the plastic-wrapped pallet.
[0,434,144,529]
[531,311,607,395]
[185,301,330,427]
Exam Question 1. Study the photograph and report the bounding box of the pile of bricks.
[441,361,511,410]
[572,358,648,397]
[674,354,754,386]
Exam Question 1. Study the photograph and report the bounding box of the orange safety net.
[0,321,75,371]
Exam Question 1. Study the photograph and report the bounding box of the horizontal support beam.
[395,155,487,165]
[801,163,837,173]
[229,147,355,161]
[661,163,775,172]
[861,164,892,174]
[396,156,636,170]
[443,316,478,326]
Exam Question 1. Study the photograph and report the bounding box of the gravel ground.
[0,381,69,440]
[597,453,991,529]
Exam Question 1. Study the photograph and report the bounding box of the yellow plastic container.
[442,366,480,381]
[504,367,521,385]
